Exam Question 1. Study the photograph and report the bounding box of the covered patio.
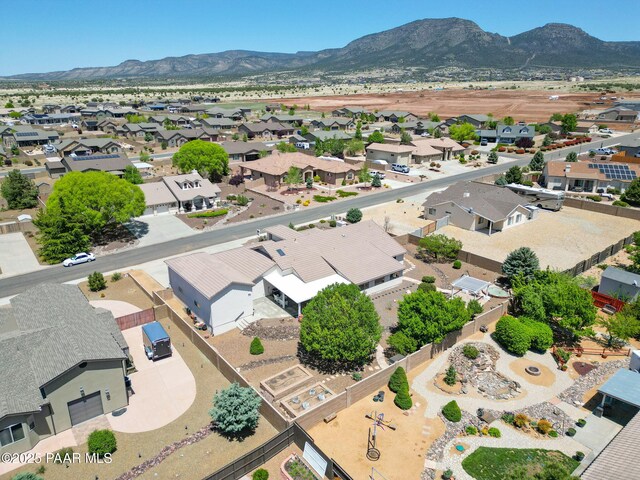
[595,368,640,420]
[449,274,491,303]
[263,270,349,317]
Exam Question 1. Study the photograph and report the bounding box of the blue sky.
[2,0,639,76]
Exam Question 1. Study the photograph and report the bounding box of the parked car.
[372,171,386,179]
[480,139,488,146]
[62,252,95,267]
[599,128,613,134]
[391,163,410,174]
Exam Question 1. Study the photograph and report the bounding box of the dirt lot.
[272,89,640,123]
[438,207,640,271]
[78,273,154,310]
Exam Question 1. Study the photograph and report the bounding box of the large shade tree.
[300,283,382,366]
[502,247,540,282]
[1,169,39,209]
[209,383,261,437]
[172,140,229,182]
[449,123,478,142]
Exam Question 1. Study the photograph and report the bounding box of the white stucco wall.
[209,285,253,335]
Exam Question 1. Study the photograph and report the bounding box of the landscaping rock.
[558,359,629,405]
[242,319,299,341]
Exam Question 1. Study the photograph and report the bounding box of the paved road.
[0,131,637,298]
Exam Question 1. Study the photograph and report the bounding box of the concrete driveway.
[126,215,195,247]
[90,300,141,317]
[108,325,196,433]
[0,232,42,278]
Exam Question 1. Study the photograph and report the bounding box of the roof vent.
[463,192,470,198]
[564,165,571,173]
[190,169,198,175]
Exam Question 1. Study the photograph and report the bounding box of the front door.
[68,391,104,426]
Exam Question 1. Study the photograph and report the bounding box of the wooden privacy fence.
[563,234,634,277]
[115,308,156,330]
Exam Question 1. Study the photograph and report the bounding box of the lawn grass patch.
[313,195,337,203]
[187,209,228,218]
[461,447,579,480]
[336,189,359,198]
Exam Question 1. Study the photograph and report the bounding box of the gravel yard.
[438,207,639,271]
[78,273,154,310]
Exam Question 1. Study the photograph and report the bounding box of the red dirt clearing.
[271,89,640,122]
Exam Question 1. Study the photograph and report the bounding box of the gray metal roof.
[451,275,491,294]
[0,284,127,419]
[598,368,640,408]
[581,409,640,480]
[602,266,640,287]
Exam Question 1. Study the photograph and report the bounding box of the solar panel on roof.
[16,132,38,137]
[589,163,636,181]
[72,154,121,161]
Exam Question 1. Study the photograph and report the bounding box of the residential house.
[413,137,465,161]
[81,119,99,131]
[289,134,311,150]
[240,152,358,187]
[597,107,638,122]
[0,284,128,455]
[455,114,490,128]
[237,121,294,140]
[195,117,237,130]
[153,128,219,147]
[389,120,447,136]
[303,130,353,144]
[332,107,369,117]
[2,126,59,148]
[477,124,535,144]
[53,153,133,176]
[166,220,406,333]
[204,107,245,121]
[101,108,136,118]
[423,181,534,235]
[310,117,355,130]
[138,171,220,215]
[22,113,80,126]
[119,122,161,139]
[97,118,125,134]
[542,161,640,193]
[173,104,208,114]
[599,266,640,302]
[80,108,102,118]
[411,141,445,164]
[365,143,414,166]
[148,115,192,128]
[375,111,418,123]
[260,114,303,126]
[220,141,274,162]
[53,138,122,157]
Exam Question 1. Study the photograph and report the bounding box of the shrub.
[488,427,501,438]
[587,195,602,202]
[312,195,336,203]
[388,366,409,393]
[88,272,107,292]
[452,260,462,269]
[555,347,571,364]
[513,413,529,428]
[575,451,585,461]
[442,400,462,422]
[467,300,483,317]
[417,282,437,292]
[35,466,46,475]
[111,272,122,282]
[351,372,362,381]
[466,425,478,435]
[11,474,44,480]
[494,315,530,355]
[328,219,337,227]
[463,345,479,359]
[87,429,117,457]
[387,331,418,355]
[537,419,553,434]
[253,469,269,480]
[236,194,249,206]
[566,428,576,437]
[548,430,558,438]
[421,276,436,284]
[501,413,515,424]
[187,209,228,218]
[53,447,74,463]
[209,383,262,435]
[577,418,587,427]
[394,386,413,410]
[443,469,453,480]
[444,365,457,386]
[523,319,553,351]
[303,200,310,206]
[346,208,363,223]
[336,189,358,198]
[613,200,629,207]
[250,337,264,355]
[418,234,463,262]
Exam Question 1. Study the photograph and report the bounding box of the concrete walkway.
[0,430,77,476]
[108,326,196,433]
[90,299,142,317]
[412,332,574,416]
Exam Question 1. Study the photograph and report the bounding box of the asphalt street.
[0,131,637,298]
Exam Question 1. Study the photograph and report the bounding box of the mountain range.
[7,18,640,80]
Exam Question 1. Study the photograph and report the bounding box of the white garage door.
[156,204,170,214]
[143,206,154,216]
[68,391,104,426]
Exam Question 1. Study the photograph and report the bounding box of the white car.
[373,171,386,180]
[599,129,613,134]
[63,252,96,267]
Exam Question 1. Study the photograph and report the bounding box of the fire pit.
[525,366,541,376]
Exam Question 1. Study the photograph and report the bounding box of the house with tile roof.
[423,181,534,235]
[138,171,221,215]
[543,161,640,193]
[166,220,406,334]
[0,284,128,455]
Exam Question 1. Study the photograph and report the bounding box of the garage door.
[143,207,154,216]
[156,204,170,214]
[68,391,103,426]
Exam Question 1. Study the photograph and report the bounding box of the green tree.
[418,234,462,261]
[560,114,578,134]
[432,128,443,139]
[284,166,302,191]
[487,151,498,164]
[88,272,107,292]
[394,387,412,410]
[505,165,523,184]
[598,310,640,348]
[542,134,552,147]
[358,163,371,187]
[4,101,14,108]
[388,366,409,393]
[345,139,364,156]
[449,123,478,142]
[354,126,363,140]
[122,165,143,185]
[495,315,531,355]
[252,469,269,480]
[371,174,382,188]
[566,151,578,162]
[429,112,440,122]
[503,247,540,282]
[161,140,168,150]
[1,169,39,209]
[444,365,457,386]
[9,111,21,119]
[250,337,265,355]
[209,383,262,436]
[622,179,640,205]
[276,141,297,153]
[300,283,382,365]
[502,116,515,125]
[144,132,154,142]
[387,330,418,354]
[400,130,413,145]
[172,139,229,182]
[346,208,363,223]
[367,131,385,143]
[393,290,471,348]
[550,113,564,122]
[529,151,545,171]
[300,125,309,136]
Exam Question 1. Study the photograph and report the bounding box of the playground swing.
[365,411,397,461]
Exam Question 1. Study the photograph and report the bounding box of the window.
[428,208,436,215]
[346,173,353,180]
[0,423,25,446]
[508,217,513,226]
[478,217,484,225]
[516,214,522,223]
